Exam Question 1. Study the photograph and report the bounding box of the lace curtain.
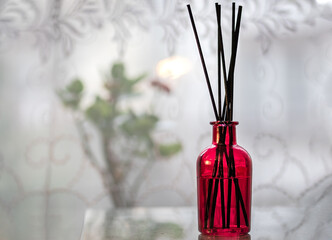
[1,0,332,239]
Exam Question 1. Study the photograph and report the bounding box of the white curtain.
[1,0,332,239]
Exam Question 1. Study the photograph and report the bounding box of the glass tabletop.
[80,206,307,240]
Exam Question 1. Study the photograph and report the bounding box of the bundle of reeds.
[187,2,250,232]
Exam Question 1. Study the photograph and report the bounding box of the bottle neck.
[212,121,238,145]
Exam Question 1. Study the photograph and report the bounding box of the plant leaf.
[85,96,115,135]
[158,142,182,157]
[67,78,84,94]
[57,78,84,109]
[121,112,158,137]
[111,62,125,81]
[108,62,147,100]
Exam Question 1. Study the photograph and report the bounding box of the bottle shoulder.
[232,145,252,162]
[197,144,252,178]
[197,144,252,161]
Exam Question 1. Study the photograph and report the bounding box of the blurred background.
[1,0,332,239]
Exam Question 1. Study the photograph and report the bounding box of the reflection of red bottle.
[199,233,251,240]
[197,121,252,236]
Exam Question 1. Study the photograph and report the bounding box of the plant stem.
[102,137,127,207]
[129,153,157,205]
[74,115,127,207]
[74,116,102,172]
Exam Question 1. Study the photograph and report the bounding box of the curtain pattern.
[0,0,332,239]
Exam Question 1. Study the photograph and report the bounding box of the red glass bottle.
[197,121,252,236]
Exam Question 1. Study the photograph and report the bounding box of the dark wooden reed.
[225,123,249,228]
[221,100,227,121]
[213,3,228,229]
[205,145,220,228]
[204,178,213,228]
[229,126,240,227]
[225,5,245,228]
[216,4,222,119]
[234,178,249,226]
[216,3,229,121]
[218,145,226,228]
[187,5,219,121]
[228,5,242,121]
[210,178,219,228]
[187,4,222,228]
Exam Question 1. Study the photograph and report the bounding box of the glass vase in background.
[197,121,252,236]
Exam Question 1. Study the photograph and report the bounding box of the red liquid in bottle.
[197,122,252,236]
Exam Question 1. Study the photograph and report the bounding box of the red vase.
[197,121,252,236]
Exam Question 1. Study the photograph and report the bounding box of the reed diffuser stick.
[218,143,226,228]
[216,3,229,121]
[216,4,222,119]
[228,5,242,121]
[208,3,232,229]
[229,126,240,227]
[187,4,223,228]
[187,5,219,121]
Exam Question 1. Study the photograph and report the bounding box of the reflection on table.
[81,207,197,240]
[80,206,309,240]
[199,234,250,240]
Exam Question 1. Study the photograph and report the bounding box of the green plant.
[58,62,182,207]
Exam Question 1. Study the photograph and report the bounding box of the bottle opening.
[210,121,239,126]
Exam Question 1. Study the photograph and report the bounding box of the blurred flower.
[156,56,191,80]
[151,79,171,93]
